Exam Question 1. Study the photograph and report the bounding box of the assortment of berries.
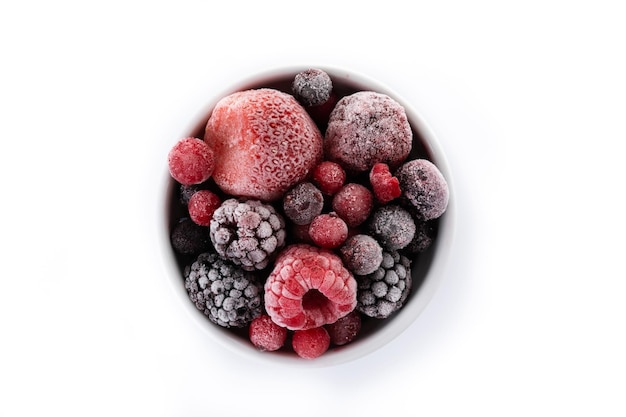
[167,68,450,359]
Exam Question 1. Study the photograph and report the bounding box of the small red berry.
[168,137,215,185]
[369,162,402,203]
[292,327,331,359]
[188,190,221,226]
[308,212,348,249]
[332,183,374,227]
[312,161,346,195]
[249,315,288,352]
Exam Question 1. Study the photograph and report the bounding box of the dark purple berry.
[171,218,212,255]
[339,234,383,276]
[367,205,416,251]
[282,182,324,226]
[292,68,333,107]
[326,311,362,346]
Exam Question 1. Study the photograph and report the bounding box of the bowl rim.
[158,64,456,367]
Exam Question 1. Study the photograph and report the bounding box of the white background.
[1,1,625,415]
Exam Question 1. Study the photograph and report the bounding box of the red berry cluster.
[167,68,449,360]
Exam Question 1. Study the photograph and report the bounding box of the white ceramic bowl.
[160,66,455,367]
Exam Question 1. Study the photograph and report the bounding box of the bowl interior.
[161,66,455,367]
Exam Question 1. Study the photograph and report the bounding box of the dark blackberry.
[170,218,212,255]
[292,68,333,107]
[367,205,416,251]
[282,182,324,226]
[209,198,286,271]
[357,250,412,319]
[184,252,263,328]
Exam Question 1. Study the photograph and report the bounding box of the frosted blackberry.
[357,250,412,319]
[184,252,263,328]
[292,68,333,107]
[210,198,286,271]
[367,205,416,251]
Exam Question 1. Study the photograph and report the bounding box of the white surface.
[1,1,625,416]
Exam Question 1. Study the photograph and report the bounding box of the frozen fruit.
[395,159,449,221]
[292,327,331,359]
[367,205,416,251]
[325,91,412,173]
[170,218,212,255]
[406,220,436,253]
[282,182,324,226]
[308,212,348,249]
[332,183,374,228]
[339,234,383,276]
[325,310,361,346]
[312,161,346,195]
[249,314,288,352]
[184,252,263,328]
[204,88,323,201]
[369,162,402,203]
[264,244,357,331]
[210,199,286,271]
[357,251,412,319]
[292,68,333,107]
[188,190,221,226]
[168,137,215,186]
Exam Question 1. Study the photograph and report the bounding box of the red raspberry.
[187,190,221,226]
[249,314,288,352]
[264,244,357,331]
[292,327,331,359]
[168,137,215,186]
[204,88,323,201]
[308,212,348,249]
[325,310,361,346]
[312,161,346,195]
[332,183,374,227]
[369,163,401,203]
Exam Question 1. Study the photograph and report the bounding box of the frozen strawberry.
[204,88,323,201]
[369,163,402,203]
[264,244,357,331]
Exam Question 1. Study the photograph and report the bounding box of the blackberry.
[210,198,286,271]
[367,205,416,251]
[357,250,412,319]
[184,252,263,328]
